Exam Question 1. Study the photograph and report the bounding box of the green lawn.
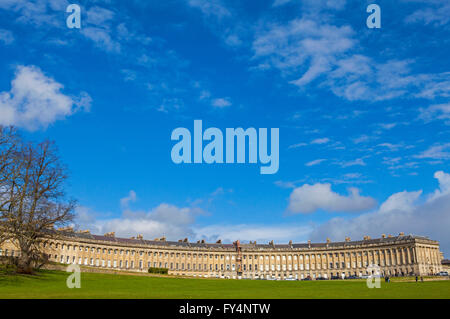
[0,270,449,299]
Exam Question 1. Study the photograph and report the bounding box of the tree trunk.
[17,252,33,274]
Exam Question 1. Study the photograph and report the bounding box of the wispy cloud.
[305,159,326,167]
[0,29,14,45]
[415,143,450,160]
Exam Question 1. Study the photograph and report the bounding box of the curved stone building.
[0,230,444,279]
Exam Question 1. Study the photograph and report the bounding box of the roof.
[56,231,438,251]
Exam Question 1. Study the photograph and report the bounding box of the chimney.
[269,240,274,247]
[345,237,350,242]
[381,234,386,239]
[399,232,404,236]
[327,238,331,243]
[289,240,293,246]
[201,239,205,244]
[388,234,393,238]
[104,232,115,238]
[160,236,166,241]
[136,234,143,240]
[308,240,311,248]
[216,239,222,244]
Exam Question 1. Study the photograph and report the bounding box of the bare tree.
[0,130,75,273]
[0,126,19,247]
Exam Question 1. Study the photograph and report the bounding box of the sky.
[0,0,450,256]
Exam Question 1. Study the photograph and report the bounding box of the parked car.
[301,277,312,281]
[315,277,328,280]
[345,275,359,279]
[330,276,341,280]
[437,271,449,276]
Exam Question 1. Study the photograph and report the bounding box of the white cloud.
[378,190,422,213]
[0,29,14,45]
[0,65,91,130]
[273,0,347,10]
[419,103,450,124]
[81,27,121,53]
[86,6,115,26]
[252,15,450,102]
[195,224,312,243]
[0,0,69,27]
[288,183,377,214]
[253,19,355,85]
[76,202,202,240]
[415,143,450,160]
[272,0,292,7]
[405,1,450,26]
[211,97,232,108]
[75,190,312,244]
[310,171,450,256]
[338,157,367,168]
[188,0,230,19]
[305,159,326,166]
[288,142,307,149]
[120,190,137,208]
[311,137,330,144]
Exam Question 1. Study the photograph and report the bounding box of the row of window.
[47,241,416,264]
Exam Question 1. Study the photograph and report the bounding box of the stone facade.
[0,231,444,279]
[442,260,450,273]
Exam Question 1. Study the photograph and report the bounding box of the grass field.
[1,269,449,299]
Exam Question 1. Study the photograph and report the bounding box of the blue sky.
[1,0,450,255]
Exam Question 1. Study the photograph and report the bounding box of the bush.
[0,262,17,275]
[148,267,168,275]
